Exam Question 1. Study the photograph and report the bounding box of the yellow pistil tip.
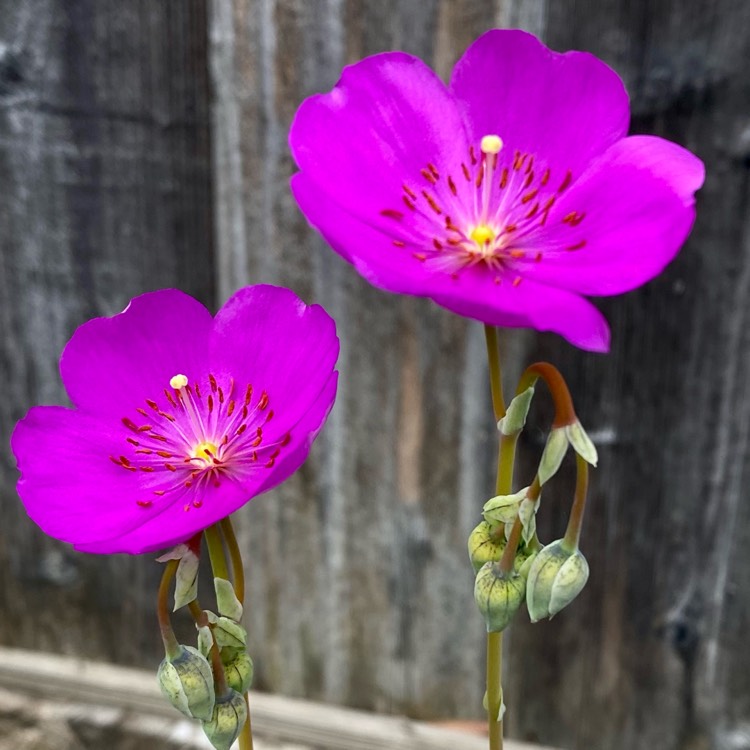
[480,134,503,155]
[470,224,496,246]
[169,374,189,389]
[193,441,218,460]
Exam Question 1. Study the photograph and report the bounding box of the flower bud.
[474,562,525,633]
[482,488,527,525]
[202,689,248,750]
[538,427,568,485]
[526,540,589,623]
[468,521,505,573]
[157,645,215,721]
[222,648,254,694]
[518,496,540,545]
[566,420,598,466]
[497,386,534,435]
[215,577,243,621]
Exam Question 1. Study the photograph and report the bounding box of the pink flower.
[289,30,704,352]
[11,286,339,554]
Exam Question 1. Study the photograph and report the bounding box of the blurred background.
[1,1,748,749]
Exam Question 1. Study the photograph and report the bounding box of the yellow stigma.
[470,224,496,246]
[480,134,503,155]
[169,374,188,389]
[193,441,218,460]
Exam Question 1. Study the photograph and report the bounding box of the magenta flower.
[11,286,339,555]
[289,30,704,352]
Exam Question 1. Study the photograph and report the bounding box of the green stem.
[220,516,245,604]
[205,523,230,581]
[562,454,589,552]
[484,325,506,420]
[239,695,255,750]
[157,560,180,659]
[487,631,503,750]
[484,324,508,750]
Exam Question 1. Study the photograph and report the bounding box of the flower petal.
[289,51,472,234]
[11,407,163,547]
[514,136,703,296]
[428,269,611,352]
[209,285,339,437]
[450,30,629,179]
[292,178,610,351]
[76,373,338,554]
[291,173,431,296]
[61,290,214,418]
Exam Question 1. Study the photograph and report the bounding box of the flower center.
[114,373,291,512]
[192,441,218,462]
[470,224,496,247]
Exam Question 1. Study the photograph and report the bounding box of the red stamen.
[380,209,404,220]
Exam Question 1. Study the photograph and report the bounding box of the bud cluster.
[470,375,597,634]
[155,550,255,750]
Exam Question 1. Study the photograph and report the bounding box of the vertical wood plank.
[0,0,213,664]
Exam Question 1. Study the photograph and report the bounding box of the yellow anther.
[470,224,496,246]
[169,374,188,389]
[193,441,218,460]
[480,134,503,155]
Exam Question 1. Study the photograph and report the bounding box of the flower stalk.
[563,454,589,552]
[484,325,506,750]
[158,559,181,659]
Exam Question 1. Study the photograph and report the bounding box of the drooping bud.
[566,420,598,466]
[538,427,568,485]
[518,495,540,545]
[202,689,248,750]
[157,645,215,721]
[497,386,534,436]
[209,612,248,650]
[156,535,202,611]
[222,648,254,694]
[525,540,589,623]
[482,488,527,526]
[468,521,505,573]
[474,563,525,632]
[215,577,243,621]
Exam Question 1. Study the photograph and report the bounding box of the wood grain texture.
[209,1,750,749]
[0,0,214,662]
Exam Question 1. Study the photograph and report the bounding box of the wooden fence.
[1,2,748,749]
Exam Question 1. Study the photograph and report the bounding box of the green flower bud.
[566,420,598,466]
[538,421,598,486]
[157,645,215,721]
[468,521,506,573]
[482,487,527,525]
[497,386,534,436]
[222,648,254,694]
[202,689,248,750]
[538,427,568,485]
[526,540,589,623]
[474,562,525,633]
[518,496,540,545]
[215,578,243,621]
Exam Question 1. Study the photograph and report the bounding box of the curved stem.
[563,454,589,552]
[496,433,518,496]
[220,516,245,605]
[484,325,507,420]
[205,523,230,581]
[157,560,180,659]
[516,362,576,427]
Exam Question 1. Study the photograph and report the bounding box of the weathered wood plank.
[0,646,556,750]
[0,0,214,663]
[209,1,750,749]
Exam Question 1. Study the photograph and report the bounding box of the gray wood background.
[1,2,747,749]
